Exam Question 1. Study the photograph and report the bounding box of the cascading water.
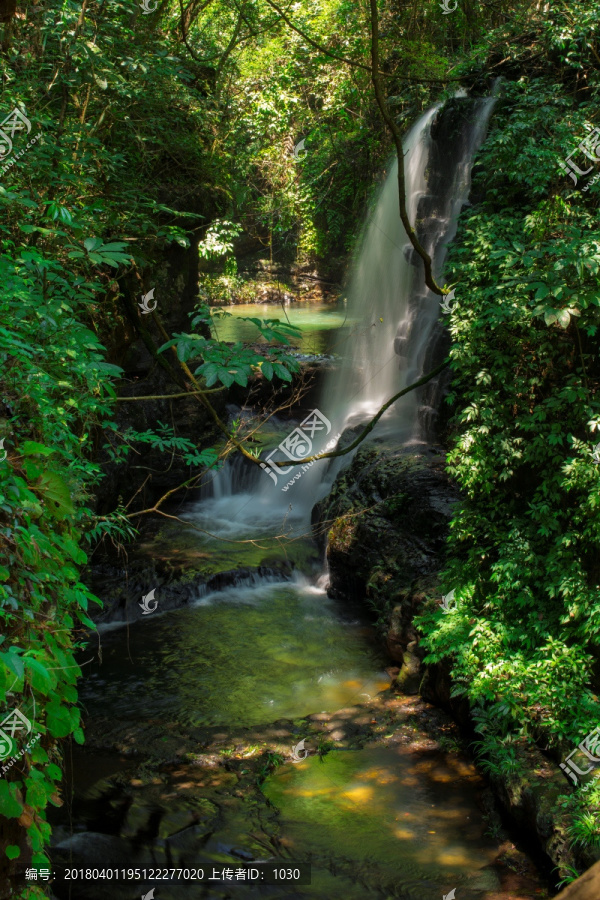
[324,90,498,450]
[323,105,441,437]
[63,88,549,900]
[190,91,498,533]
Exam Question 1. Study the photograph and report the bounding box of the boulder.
[313,443,458,668]
[556,861,600,899]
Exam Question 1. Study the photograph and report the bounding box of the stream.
[52,495,550,900]
[47,94,552,900]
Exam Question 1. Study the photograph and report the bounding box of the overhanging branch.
[268,357,451,468]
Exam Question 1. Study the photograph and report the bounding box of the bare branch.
[268,358,451,468]
[115,388,224,400]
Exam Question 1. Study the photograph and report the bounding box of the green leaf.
[5,845,20,859]
[25,777,49,808]
[45,700,76,738]
[24,657,53,693]
[219,370,235,388]
[1,648,24,680]
[34,471,75,521]
[0,781,24,818]
[21,441,55,457]
[45,763,62,781]
[60,536,87,564]
[273,363,292,382]
[98,242,128,252]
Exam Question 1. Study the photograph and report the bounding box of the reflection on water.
[211,302,362,357]
[82,581,388,728]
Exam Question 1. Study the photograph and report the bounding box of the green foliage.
[0,243,113,883]
[3,0,598,889]
[198,220,242,260]
[416,50,600,857]
[124,422,221,467]
[555,863,582,890]
[255,750,284,784]
[156,304,301,388]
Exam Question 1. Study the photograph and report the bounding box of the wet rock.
[53,832,134,870]
[158,807,201,839]
[90,561,296,625]
[314,444,458,663]
[120,798,156,838]
[394,641,422,695]
[230,847,255,861]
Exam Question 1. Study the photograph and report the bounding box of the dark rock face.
[94,234,334,522]
[313,442,459,682]
[88,556,294,626]
[94,236,223,518]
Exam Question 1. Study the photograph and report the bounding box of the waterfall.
[323,91,498,447]
[324,106,440,439]
[191,91,497,532]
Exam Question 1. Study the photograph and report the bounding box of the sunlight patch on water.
[263,747,504,895]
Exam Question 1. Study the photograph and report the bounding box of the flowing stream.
[51,94,551,900]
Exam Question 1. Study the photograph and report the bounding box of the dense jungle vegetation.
[1,0,600,895]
